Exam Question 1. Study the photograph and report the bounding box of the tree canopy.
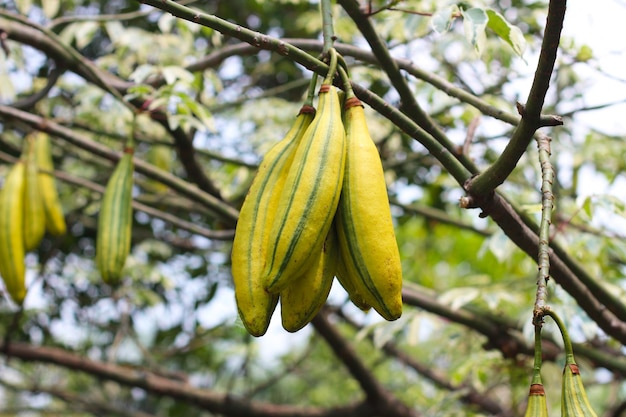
[1,0,626,416]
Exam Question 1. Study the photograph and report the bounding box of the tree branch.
[12,64,64,110]
[0,150,233,241]
[467,0,567,197]
[122,0,626,343]
[336,0,479,176]
[0,105,239,225]
[5,381,158,417]
[486,194,626,344]
[401,284,541,359]
[0,12,225,200]
[333,307,513,417]
[401,284,626,376]
[312,309,421,417]
[4,0,623,350]
[3,342,372,417]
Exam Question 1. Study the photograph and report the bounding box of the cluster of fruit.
[0,132,66,304]
[232,50,403,336]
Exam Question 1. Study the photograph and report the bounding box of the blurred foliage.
[0,0,625,416]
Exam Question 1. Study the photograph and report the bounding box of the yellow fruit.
[263,85,346,294]
[231,106,315,337]
[0,161,27,304]
[22,134,46,251]
[280,226,337,332]
[35,132,66,236]
[335,254,372,312]
[335,97,402,321]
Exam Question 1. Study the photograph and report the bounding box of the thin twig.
[533,132,554,316]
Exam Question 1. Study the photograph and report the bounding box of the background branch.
[3,342,370,417]
[312,310,421,417]
[467,0,567,196]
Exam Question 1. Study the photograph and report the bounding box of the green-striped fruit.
[524,384,549,417]
[263,85,346,294]
[335,97,402,321]
[335,253,372,312]
[280,226,337,332]
[35,132,66,236]
[232,106,315,337]
[333,219,371,311]
[0,161,27,304]
[561,356,598,417]
[22,134,46,251]
[96,150,134,284]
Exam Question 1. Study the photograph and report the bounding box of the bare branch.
[312,309,421,417]
[0,105,239,225]
[467,0,567,197]
[3,342,371,417]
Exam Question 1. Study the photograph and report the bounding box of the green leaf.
[438,287,480,310]
[59,21,100,50]
[581,196,593,219]
[461,7,488,55]
[74,21,101,50]
[158,13,176,34]
[0,73,15,101]
[105,21,125,44]
[486,9,526,57]
[576,45,593,62]
[161,66,195,85]
[129,64,158,84]
[42,0,60,18]
[431,4,459,34]
[180,94,215,132]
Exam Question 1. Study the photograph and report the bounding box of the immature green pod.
[34,132,66,236]
[96,149,134,284]
[22,134,46,251]
[0,161,27,304]
[561,358,598,417]
[335,97,402,321]
[523,384,549,417]
[231,106,315,336]
[263,85,346,294]
[280,226,337,332]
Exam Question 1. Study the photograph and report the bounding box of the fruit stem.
[533,132,553,314]
[531,324,543,385]
[544,308,575,363]
[305,73,319,107]
[320,0,335,53]
[323,47,338,86]
[338,65,355,101]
